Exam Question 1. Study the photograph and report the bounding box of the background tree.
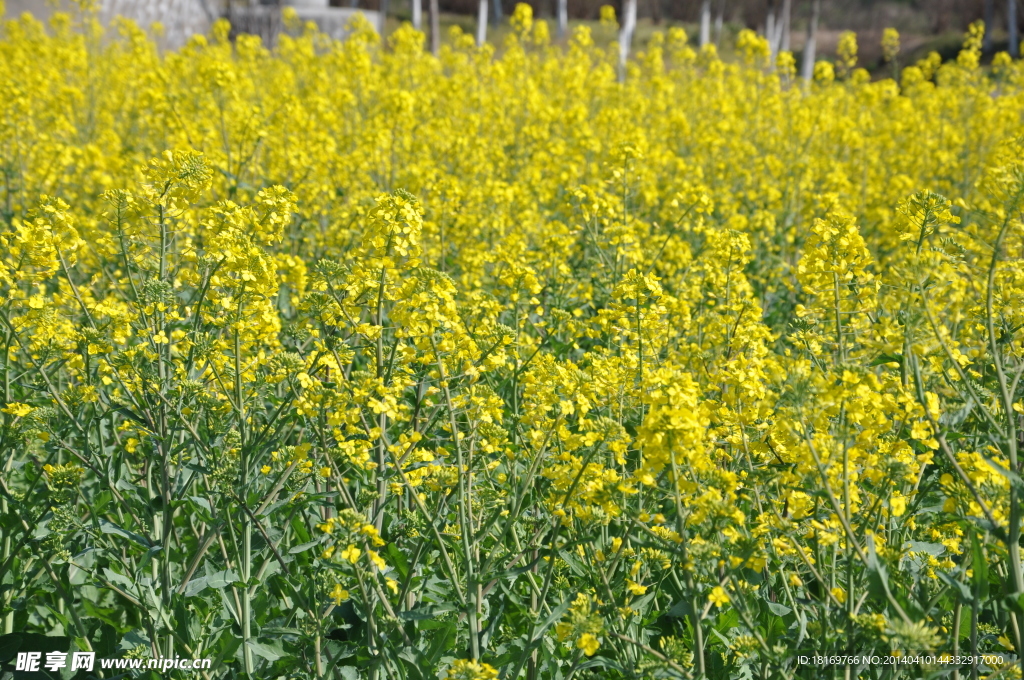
[984,0,993,53]
[802,0,820,81]
[476,0,487,45]
[779,0,791,52]
[619,0,637,80]
[700,0,711,46]
[1011,0,1019,56]
[714,0,726,44]
[430,0,440,54]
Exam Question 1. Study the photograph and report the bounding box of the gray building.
[3,0,378,49]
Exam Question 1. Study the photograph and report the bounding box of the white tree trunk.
[699,0,711,47]
[618,0,637,80]
[780,0,791,52]
[713,0,724,44]
[801,0,819,81]
[769,7,784,58]
[557,0,567,39]
[476,0,487,45]
[429,0,439,54]
[1011,0,1019,58]
[412,0,421,31]
[378,0,388,37]
[983,0,993,53]
[765,0,776,57]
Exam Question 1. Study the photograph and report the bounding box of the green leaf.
[81,600,125,631]
[665,600,693,618]
[534,597,573,642]
[205,569,237,589]
[259,627,301,637]
[287,540,321,555]
[629,591,656,614]
[576,658,622,671]
[117,629,150,653]
[423,622,457,665]
[258,499,290,518]
[713,609,739,633]
[970,533,990,600]
[302,492,340,506]
[136,546,163,581]
[397,606,447,621]
[557,550,585,577]
[113,405,147,426]
[182,576,208,598]
[0,633,70,679]
[68,549,98,586]
[189,496,212,513]
[0,634,22,663]
[385,543,410,580]
[397,606,454,622]
[766,602,791,617]
[866,536,892,604]
[45,606,69,630]
[937,571,972,604]
[1004,591,1024,615]
[99,519,152,548]
[905,541,944,557]
[102,568,136,594]
[114,478,137,492]
[246,639,284,661]
[709,626,731,649]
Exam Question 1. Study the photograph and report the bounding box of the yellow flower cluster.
[1,7,1022,676]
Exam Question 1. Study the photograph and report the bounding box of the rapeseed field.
[0,5,1022,678]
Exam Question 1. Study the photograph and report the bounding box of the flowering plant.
[0,9,1021,679]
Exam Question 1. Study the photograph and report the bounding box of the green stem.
[433,338,480,659]
[984,210,1024,666]
[1,331,12,634]
[234,328,254,676]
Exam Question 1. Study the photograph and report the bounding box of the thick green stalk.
[2,330,12,634]
[234,328,254,676]
[952,599,961,680]
[984,208,1024,666]
[435,341,480,659]
[668,445,704,677]
[373,260,388,531]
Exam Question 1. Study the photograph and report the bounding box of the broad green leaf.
[288,539,321,554]
[246,639,284,661]
[99,519,152,549]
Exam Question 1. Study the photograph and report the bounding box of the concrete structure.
[229,2,379,45]
[2,0,377,49]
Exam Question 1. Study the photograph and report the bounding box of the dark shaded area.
[0,633,72,680]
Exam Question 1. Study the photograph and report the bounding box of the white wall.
[3,0,225,49]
